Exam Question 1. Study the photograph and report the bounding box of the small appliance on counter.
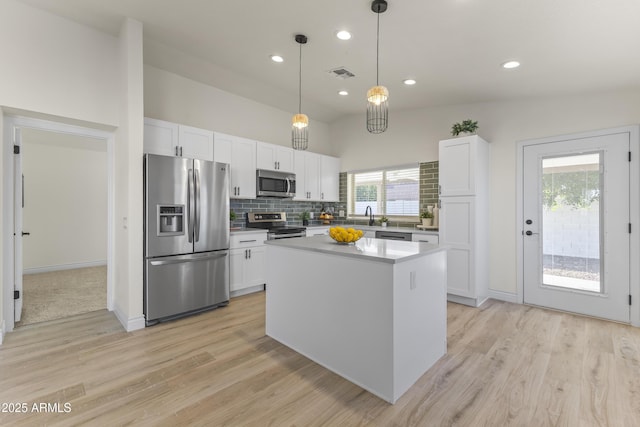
[245,212,306,240]
[144,154,230,326]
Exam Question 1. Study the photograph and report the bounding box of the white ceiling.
[16,0,640,123]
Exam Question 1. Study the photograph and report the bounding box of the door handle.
[21,231,30,236]
[194,168,201,242]
[525,230,539,236]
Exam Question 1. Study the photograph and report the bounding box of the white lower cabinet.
[411,233,439,244]
[230,231,267,297]
[306,226,330,236]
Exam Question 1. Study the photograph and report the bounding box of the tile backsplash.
[230,160,438,229]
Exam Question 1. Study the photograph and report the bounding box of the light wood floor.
[1,293,639,426]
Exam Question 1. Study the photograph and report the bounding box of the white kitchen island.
[264,235,447,404]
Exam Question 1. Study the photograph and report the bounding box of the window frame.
[347,163,420,222]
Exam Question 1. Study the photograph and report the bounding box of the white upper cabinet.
[256,141,294,173]
[179,125,214,161]
[294,151,321,201]
[144,118,213,161]
[293,151,340,201]
[213,132,256,199]
[320,154,340,202]
[143,118,179,157]
[438,135,489,196]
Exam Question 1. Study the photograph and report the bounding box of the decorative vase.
[303,219,309,226]
[422,218,433,226]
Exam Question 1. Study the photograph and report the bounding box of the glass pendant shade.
[292,113,309,150]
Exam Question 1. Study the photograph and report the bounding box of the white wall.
[0,2,145,333]
[113,18,145,331]
[21,129,107,271]
[0,0,119,127]
[330,89,640,294]
[0,110,4,342]
[144,66,334,156]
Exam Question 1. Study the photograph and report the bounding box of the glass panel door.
[522,132,630,322]
[542,153,602,293]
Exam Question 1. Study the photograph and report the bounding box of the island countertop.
[264,235,445,264]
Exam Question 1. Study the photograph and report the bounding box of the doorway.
[518,127,638,323]
[3,116,114,332]
[18,128,108,326]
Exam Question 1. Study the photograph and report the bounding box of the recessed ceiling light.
[338,90,349,96]
[336,30,352,40]
[271,55,284,63]
[403,79,417,85]
[502,60,520,69]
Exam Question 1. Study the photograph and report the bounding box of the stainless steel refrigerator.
[144,154,230,325]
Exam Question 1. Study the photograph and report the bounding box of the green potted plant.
[300,210,310,226]
[420,210,433,226]
[451,119,479,136]
[379,216,389,227]
[230,210,237,222]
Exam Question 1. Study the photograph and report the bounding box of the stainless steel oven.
[246,212,306,240]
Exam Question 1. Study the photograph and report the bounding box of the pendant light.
[292,34,309,150]
[367,0,389,134]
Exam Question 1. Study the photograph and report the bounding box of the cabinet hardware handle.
[175,146,178,156]
[248,249,251,259]
[239,239,257,243]
[180,146,183,156]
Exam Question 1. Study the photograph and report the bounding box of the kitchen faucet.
[364,205,375,226]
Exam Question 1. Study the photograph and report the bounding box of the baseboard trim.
[24,260,107,275]
[230,284,265,298]
[113,303,146,332]
[447,293,489,307]
[487,289,519,303]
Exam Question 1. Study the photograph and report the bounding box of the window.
[347,165,420,218]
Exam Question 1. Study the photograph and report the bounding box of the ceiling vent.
[327,67,356,79]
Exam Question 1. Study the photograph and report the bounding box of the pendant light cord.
[298,42,302,114]
[376,10,380,86]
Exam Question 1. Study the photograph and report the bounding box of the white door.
[13,128,24,322]
[523,133,630,322]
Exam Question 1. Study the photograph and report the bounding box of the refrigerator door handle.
[188,168,194,242]
[150,251,228,266]
[194,167,201,242]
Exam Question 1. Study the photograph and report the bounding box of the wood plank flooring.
[1,293,639,426]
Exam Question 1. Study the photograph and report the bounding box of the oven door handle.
[286,177,291,195]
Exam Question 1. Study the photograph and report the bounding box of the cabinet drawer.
[230,232,267,248]
[412,234,439,244]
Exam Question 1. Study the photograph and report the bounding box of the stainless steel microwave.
[256,169,296,198]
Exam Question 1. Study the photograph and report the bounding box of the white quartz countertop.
[264,235,445,264]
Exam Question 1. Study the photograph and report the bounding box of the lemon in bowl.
[329,226,364,244]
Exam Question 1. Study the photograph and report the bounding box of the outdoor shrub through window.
[347,165,419,219]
